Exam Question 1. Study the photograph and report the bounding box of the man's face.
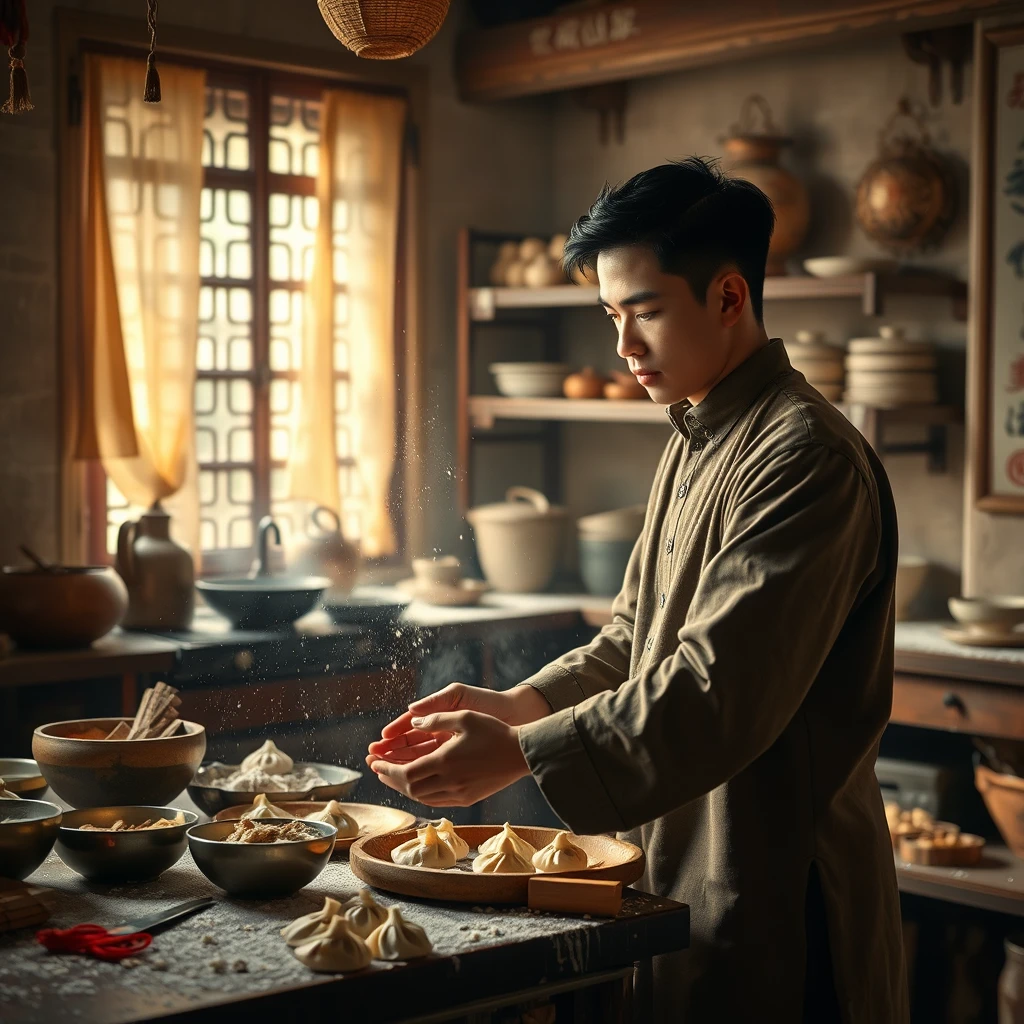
[596,245,734,406]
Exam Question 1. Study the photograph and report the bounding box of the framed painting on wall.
[971,21,1024,513]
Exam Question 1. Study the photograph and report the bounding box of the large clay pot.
[0,566,127,649]
[722,95,810,276]
[855,98,955,254]
[117,502,194,630]
[467,487,567,594]
[286,505,360,601]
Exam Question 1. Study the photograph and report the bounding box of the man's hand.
[368,710,530,807]
[366,682,550,768]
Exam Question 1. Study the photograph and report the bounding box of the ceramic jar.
[855,98,955,254]
[467,487,567,593]
[577,505,646,597]
[287,506,359,601]
[1000,936,1024,1024]
[722,95,810,275]
[116,503,194,630]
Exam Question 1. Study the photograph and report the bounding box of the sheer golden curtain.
[77,54,206,560]
[287,89,407,558]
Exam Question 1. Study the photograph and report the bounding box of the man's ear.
[717,271,748,327]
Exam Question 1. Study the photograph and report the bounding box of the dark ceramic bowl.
[55,805,198,882]
[0,758,48,799]
[322,593,409,628]
[186,761,361,816]
[0,798,62,880]
[187,818,336,898]
[33,718,207,809]
[196,576,330,630]
[0,566,127,649]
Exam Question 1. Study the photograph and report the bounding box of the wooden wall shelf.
[457,0,1015,101]
[469,395,667,429]
[469,272,968,322]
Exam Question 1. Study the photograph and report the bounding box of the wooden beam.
[457,0,1021,102]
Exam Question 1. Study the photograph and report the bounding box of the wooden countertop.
[0,852,688,1024]
[896,844,1024,918]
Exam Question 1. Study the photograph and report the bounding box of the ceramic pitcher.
[116,502,194,630]
[287,505,359,599]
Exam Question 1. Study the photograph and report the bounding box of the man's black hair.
[562,157,776,323]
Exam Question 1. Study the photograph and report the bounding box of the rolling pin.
[527,875,622,917]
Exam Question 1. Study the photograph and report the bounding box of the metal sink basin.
[195,576,330,631]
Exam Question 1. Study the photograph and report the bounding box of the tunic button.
[665,539,674,554]
[677,483,688,499]
[660,593,666,608]
[692,441,704,453]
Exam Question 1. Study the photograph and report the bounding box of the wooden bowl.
[976,763,1024,858]
[213,801,416,852]
[350,824,645,905]
[898,832,985,867]
[33,718,206,809]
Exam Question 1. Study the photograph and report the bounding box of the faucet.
[249,516,281,578]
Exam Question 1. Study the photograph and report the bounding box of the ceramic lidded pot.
[467,487,567,594]
[117,502,194,630]
[855,97,955,254]
[287,505,360,601]
[721,95,810,276]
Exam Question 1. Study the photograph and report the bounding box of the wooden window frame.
[55,10,427,572]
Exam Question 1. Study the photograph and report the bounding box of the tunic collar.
[666,338,791,443]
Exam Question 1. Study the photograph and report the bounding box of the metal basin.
[187,761,361,816]
[55,805,198,882]
[0,799,62,880]
[187,819,336,898]
[195,576,330,630]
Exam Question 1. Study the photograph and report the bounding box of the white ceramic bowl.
[803,257,898,278]
[490,363,570,399]
[948,596,1024,637]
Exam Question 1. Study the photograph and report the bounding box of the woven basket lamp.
[317,0,451,60]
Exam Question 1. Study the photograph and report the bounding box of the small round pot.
[55,805,197,882]
[0,567,127,649]
[188,819,336,898]
[0,799,62,880]
[33,718,207,809]
[579,538,635,598]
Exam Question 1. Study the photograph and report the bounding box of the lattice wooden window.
[91,67,397,571]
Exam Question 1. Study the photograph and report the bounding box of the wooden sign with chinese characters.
[972,22,1024,513]
[456,0,1020,102]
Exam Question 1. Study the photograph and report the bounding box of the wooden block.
[528,875,622,917]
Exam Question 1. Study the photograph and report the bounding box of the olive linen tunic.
[518,340,908,1023]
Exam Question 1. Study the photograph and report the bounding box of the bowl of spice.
[55,805,198,882]
[187,818,337,898]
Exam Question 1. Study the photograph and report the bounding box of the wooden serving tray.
[349,824,645,905]
[213,802,416,852]
[898,833,985,867]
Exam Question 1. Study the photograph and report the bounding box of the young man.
[368,158,908,1022]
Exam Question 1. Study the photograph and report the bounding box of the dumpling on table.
[240,793,289,819]
[391,823,456,869]
[473,832,535,874]
[532,831,588,873]
[280,896,341,947]
[304,800,359,838]
[293,916,370,973]
[343,889,387,938]
[240,739,294,775]
[366,906,432,960]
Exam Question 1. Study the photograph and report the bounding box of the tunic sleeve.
[517,531,642,713]
[518,442,884,835]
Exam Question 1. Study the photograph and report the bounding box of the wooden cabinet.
[891,672,1024,740]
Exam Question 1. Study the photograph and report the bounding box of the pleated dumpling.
[477,822,536,860]
[427,817,469,860]
[532,831,588,873]
[293,916,370,973]
[241,793,290,819]
[240,739,294,775]
[391,823,457,869]
[472,831,535,874]
[280,896,341,947]
[343,888,388,938]
[366,906,432,960]
[304,800,359,838]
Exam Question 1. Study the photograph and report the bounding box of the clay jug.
[287,506,359,601]
[116,502,194,630]
[1000,936,1024,1024]
[855,97,955,255]
[721,95,810,276]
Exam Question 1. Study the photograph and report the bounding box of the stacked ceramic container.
[844,326,938,407]
[786,330,845,403]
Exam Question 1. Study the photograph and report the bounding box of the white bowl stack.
[490,362,569,398]
[786,330,845,403]
[844,326,938,407]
